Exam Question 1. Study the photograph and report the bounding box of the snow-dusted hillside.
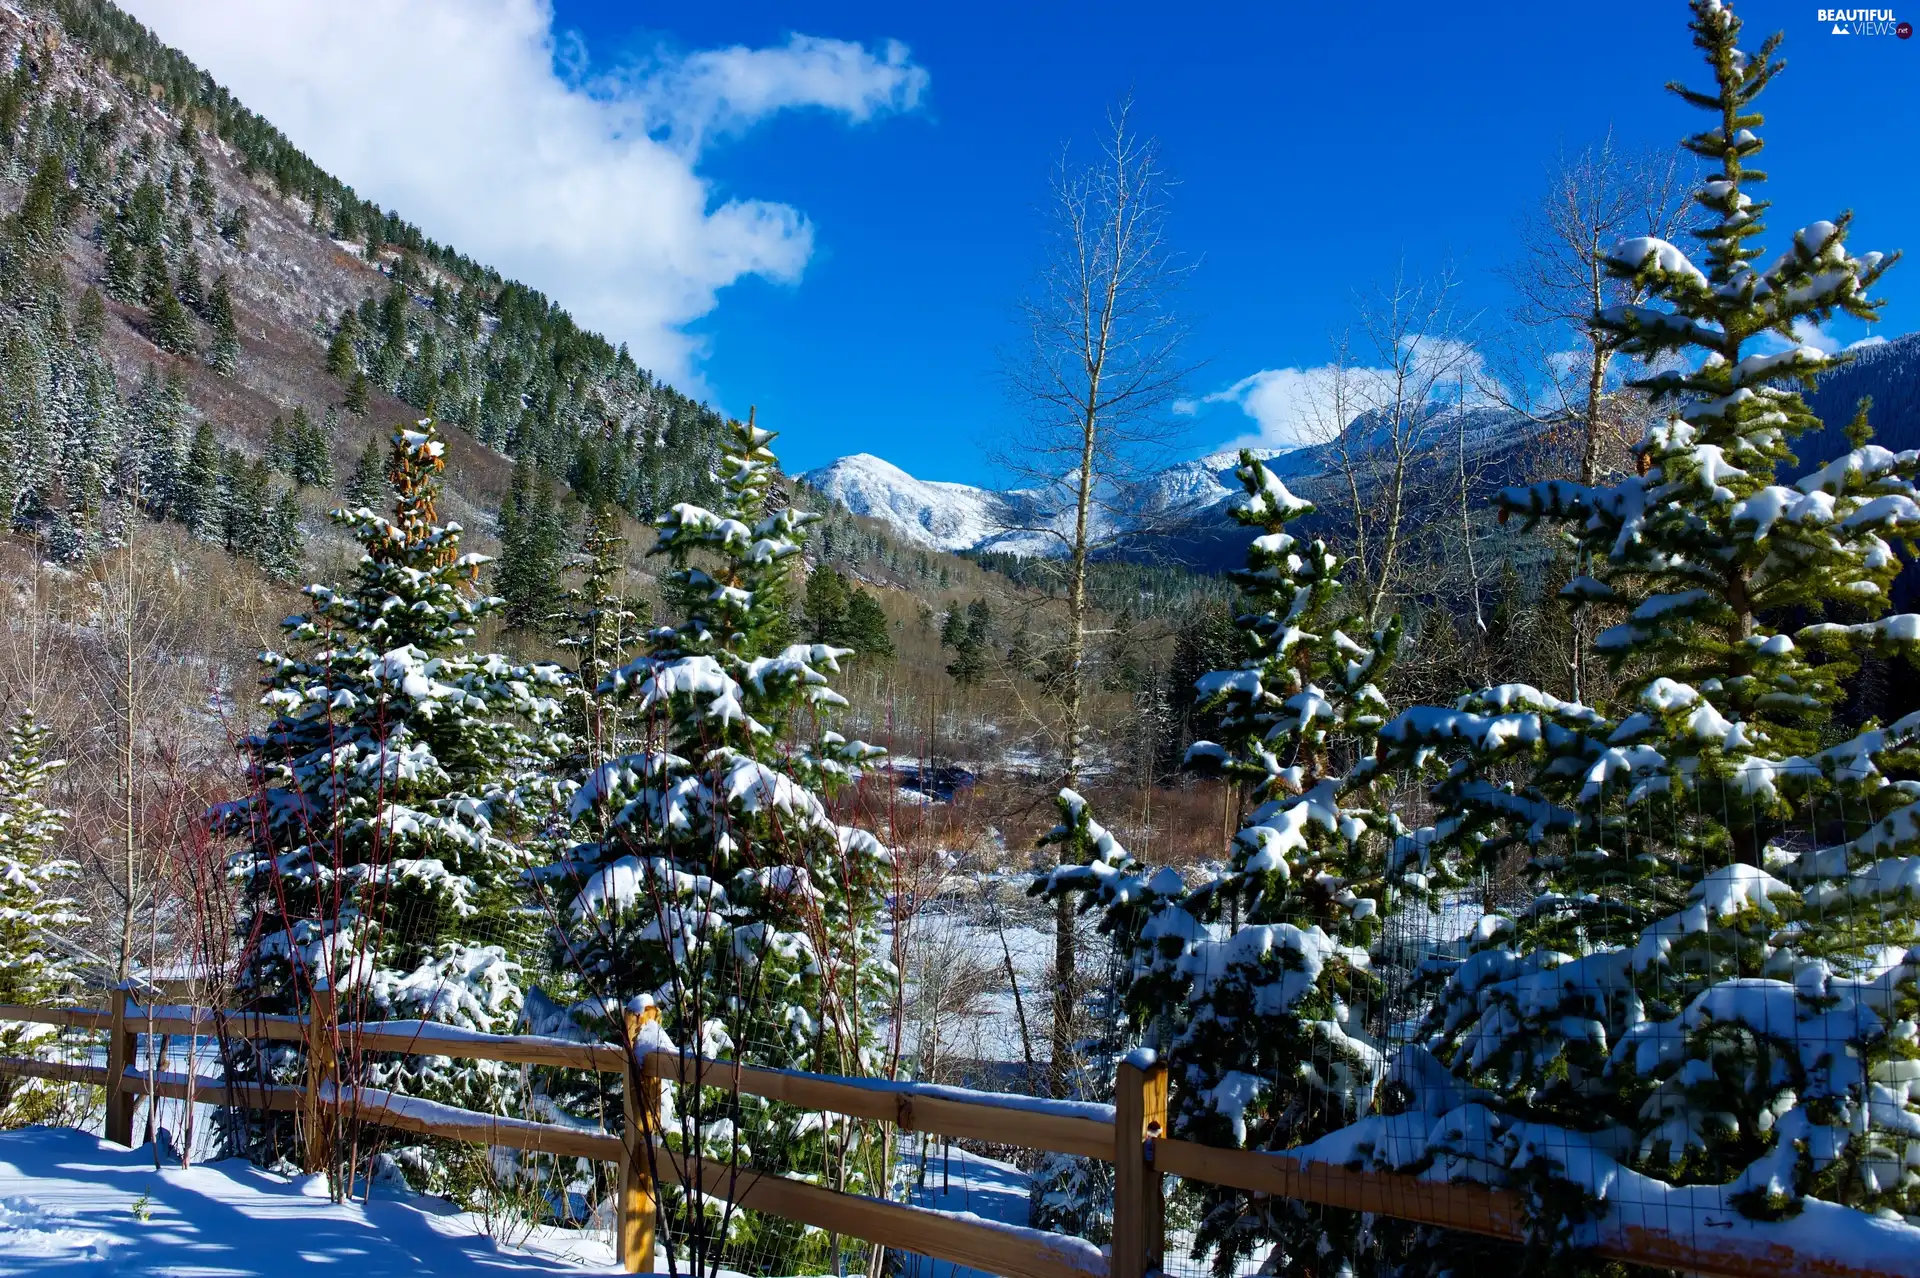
[800,454,1012,552]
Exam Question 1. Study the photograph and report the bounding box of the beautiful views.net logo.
[1817,7,1912,34]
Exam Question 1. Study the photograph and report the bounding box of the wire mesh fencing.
[7,747,1914,1278]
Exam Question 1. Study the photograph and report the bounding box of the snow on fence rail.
[1,993,1914,1278]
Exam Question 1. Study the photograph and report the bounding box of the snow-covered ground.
[0,1126,1046,1278]
[0,1126,622,1274]
[896,1138,1034,1278]
[894,903,1057,1082]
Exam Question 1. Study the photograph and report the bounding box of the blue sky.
[560,0,1919,483]
[126,0,1920,486]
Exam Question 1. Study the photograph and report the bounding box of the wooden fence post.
[1113,1053,1169,1278]
[104,985,136,1147]
[303,985,337,1176]
[619,1005,662,1274]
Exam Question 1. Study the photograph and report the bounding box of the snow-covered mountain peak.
[801,454,1011,552]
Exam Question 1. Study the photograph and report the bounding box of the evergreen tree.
[843,589,894,663]
[345,369,371,416]
[946,601,993,687]
[938,606,965,648]
[540,419,890,1272]
[173,420,221,536]
[1375,1,1918,1259]
[344,433,387,509]
[218,203,249,250]
[801,564,892,662]
[102,222,140,302]
[376,280,408,387]
[177,244,205,317]
[288,407,332,487]
[965,597,993,647]
[946,633,988,686]
[148,275,197,356]
[1036,453,1402,1274]
[550,504,644,772]
[322,406,343,459]
[257,485,303,581]
[189,163,215,221]
[265,416,290,474]
[137,242,169,306]
[218,449,257,556]
[131,366,187,518]
[75,289,105,346]
[495,455,566,633]
[13,153,73,259]
[0,709,83,1126]
[215,422,565,1147]
[326,309,358,379]
[803,562,850,643]
[207,272,239,375]
[126,175,164,248]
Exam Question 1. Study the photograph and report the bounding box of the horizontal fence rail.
[1,995,1913,1278]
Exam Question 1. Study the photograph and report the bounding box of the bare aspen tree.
[1503,135,1689,482]
[1453,375,1488,645]
[1494,135,1688,697]
[82,526,189,980]
[1002,97,1193,1097]
[1314,267,1477,628]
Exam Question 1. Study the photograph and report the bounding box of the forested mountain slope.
[1797,331,1920,464]
[1,0,732,565]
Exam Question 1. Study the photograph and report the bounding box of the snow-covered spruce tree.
[538,418,890,1273]
[216,422,566,1164]
[1036,452,1402,1275]
[0,709,85,1127]
[1368,1,1919,1262]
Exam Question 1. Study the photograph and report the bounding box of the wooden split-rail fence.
[0,991,1910,1278]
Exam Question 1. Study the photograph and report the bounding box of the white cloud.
[118,0,928,389]
[1751,319,1877,358]
[1790,318,1843,355]
[635,35,928,152]
[1197,366,1357,452]
[1197,339,1490,454]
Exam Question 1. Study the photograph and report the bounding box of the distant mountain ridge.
[799,446,1294,556]
[804,333,1920,566]
[802,410,1524,560]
